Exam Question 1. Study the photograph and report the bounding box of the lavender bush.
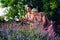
[0,22,59,40]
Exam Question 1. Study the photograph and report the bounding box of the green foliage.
[50,1,57,10]
[0,16,5,22]
[0,0,60,21]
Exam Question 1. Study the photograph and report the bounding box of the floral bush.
[0,23,59,40]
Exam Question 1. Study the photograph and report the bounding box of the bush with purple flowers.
[0,25,59,40]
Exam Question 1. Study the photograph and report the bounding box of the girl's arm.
[42,16,46,25]
[20,14,28,22]
[20,18,34,23]
[20,15,34,23]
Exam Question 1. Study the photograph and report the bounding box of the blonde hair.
[32,8,38,12]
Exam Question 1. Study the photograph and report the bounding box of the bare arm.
[42,16,46,25]
[20,14,34,23]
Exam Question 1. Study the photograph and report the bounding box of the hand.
[20,18,28,22]
[20,18,34,23]
[20,18,23,21]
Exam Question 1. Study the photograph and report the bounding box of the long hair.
[40,12,51,28]
[44,14,51,28]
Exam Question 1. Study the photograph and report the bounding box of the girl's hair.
[25,4,33,9]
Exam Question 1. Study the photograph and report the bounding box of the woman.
[31,8,55,39]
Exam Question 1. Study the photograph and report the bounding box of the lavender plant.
[0,25,59,40]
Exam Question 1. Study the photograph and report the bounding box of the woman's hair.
[25,4,33,9]
[32,8,38,12]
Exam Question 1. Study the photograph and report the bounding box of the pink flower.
[48,25,55,37]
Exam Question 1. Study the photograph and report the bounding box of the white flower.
[4,16,9,21]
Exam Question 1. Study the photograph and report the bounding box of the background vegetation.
[0,0,60,22]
